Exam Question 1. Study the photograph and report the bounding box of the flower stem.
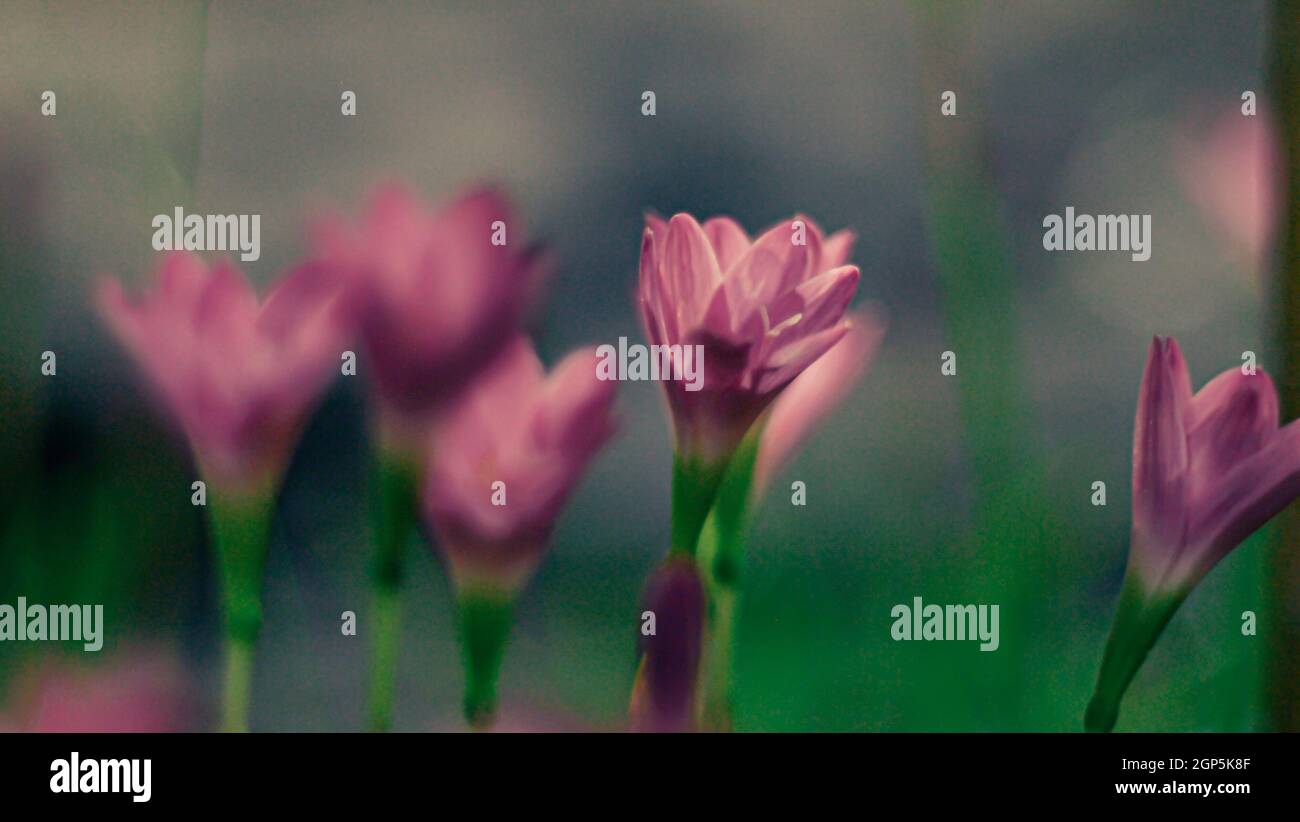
[696,430,759,731]
[1085,574,1183,732]
[366,448,419,732]
[1268,0,1300,732]
[699,582,737,731]
[912,3,1066,723]
[220,635,255,733]
[670,452,729,557]
[209,489,274,733]
[366,584,402,732]
[640,442,744,728]
[457,585,515,730]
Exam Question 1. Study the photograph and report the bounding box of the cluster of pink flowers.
[95,175,1292,734]
[100,185,610,591]
[98,185,618,731]
[96,186,885,731]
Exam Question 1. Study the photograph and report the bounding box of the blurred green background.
[0,0,1279,730]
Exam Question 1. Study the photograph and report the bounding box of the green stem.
[696,430,760,730]
[1085,575,1184,733]
[457,586,515,730]
[1268,0,1300,733]
[221,636,255,733]
[209,489,274,733]
[670,452,729,557]
[912,3,1062,722]
[366,585,402,732]
[700,583,738,731]
[366,448,419,732]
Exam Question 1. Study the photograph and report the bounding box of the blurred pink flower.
[1130,336,1300,595]
[1178,111,1281,272]
[423,336,616,592]
[98,252,348,491]
[1,653,200,733]
[752,309,885,496]
[313,184,545,440]
[638,213,860,463]
[629,556,705,733]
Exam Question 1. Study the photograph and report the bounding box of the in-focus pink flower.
[1128,336,1300,594]
[1,653,200,733]
[638,213,860,463]
[1087,336,1300,731]
[313,184,545,439]
[98,252,349,491]
[752,308,885,496]
[1178,111,1281,272]
[629,556,705,733]
[423,336,617,592]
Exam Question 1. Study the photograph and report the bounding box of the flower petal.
[821,229,857,270]
[1182,417,1300,587]
[723,219,811,314]
[753,321,851,395]
[702,216,751,274]
[532,346,618,453]
[1131,337,1190,552]
[664,213,723,328]
[1186,367,1279,492]
[754,308,885,494]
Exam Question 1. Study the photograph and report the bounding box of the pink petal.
[822,229,857,270]
[639,227,675,344]
[702,216,752,273]
[1187,367,1278,481]
[754,309,885,494]
[664,213,723,327]
[195,259,258,335]
[754,321,851,395]
[1131,337,1191,553]
[258,261,348,341]
[786,264,861,335]
[423,337,618,590]
[724,219,810,312]
[1182,417,1300,587]
[533,346,618,452]
[157,251,209,304]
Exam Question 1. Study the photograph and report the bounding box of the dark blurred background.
[0,0,1277,730]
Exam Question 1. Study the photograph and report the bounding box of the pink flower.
[1087,336,1300,731]
[629,557,705,733]
[98,252,348,491]
[312,184,545,436]
[2,653,200,733]
[638,213,860,464]
[1178,111,1281,272]
[423,336,617,592]
[1128,336,1300,594]
[752,309,885,496]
